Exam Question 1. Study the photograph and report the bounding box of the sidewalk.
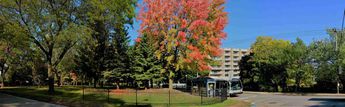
[244,91,345,96]
[0,93,65,107]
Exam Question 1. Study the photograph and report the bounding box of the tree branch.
[53,41,77,67]
[14,0,49,56]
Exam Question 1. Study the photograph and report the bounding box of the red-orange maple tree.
[138,0,228,89]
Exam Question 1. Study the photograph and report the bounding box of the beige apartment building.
[209,48,250,80]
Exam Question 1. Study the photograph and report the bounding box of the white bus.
[228,78,243,96]
[191,76,243,96]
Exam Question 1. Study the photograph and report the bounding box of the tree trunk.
[57,73,61,87]
[100,80,104,88]
[150,79,153,88]
[60,75,64,86]
[93,78,97,88]
[169,70,174,90]
[295,78,298,92]
[116,81,120,89]
[48,64,55,94]
[1,75,4,88]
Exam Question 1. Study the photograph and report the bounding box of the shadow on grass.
[0,87,228,107]
[0,87,153,107]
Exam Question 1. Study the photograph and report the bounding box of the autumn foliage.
[138,0,228,72]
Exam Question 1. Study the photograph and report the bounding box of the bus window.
[231,81,242,90]
[209,83,215,90]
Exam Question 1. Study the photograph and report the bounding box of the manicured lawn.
[0,86,244,107]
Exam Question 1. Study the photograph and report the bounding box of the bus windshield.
[231,80,242,90]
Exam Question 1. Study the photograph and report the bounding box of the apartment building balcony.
[224,53,231,57]
[224,61,231,65]
[224,67,231,70]
[224,50,231,54]
[232,62,239,66]
[209,74,222,76]
[224,56,231,60]
[233,56,241,61]
[209,70,223,76]
[232,48,240,51]
[211,67,223,70]
[210,70,222,74]
[232,73,240,78]
[241,49,248,52]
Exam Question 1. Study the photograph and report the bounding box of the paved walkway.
[235,92,345,107]
[0,93,65,107]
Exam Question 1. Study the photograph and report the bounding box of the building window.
[225,56,230,59]
[212,70,221,72]
[233,74,239,76]
[225,70,230,72]
[225,74,229,77]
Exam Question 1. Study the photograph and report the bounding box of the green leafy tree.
[287,38,314,92]
[309,39,337,91]
[251,36,292,91]
[239,53,260,91]
[0,18,31,87]
[0,0,91,93]
[308,29,345,91]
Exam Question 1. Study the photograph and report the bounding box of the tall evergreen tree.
[132,35,163,88]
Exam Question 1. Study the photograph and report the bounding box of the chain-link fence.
[78,87,227,107]
[0,86,228,107]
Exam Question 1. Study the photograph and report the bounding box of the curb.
[243,91,345,96]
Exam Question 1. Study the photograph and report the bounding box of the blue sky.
[128,0,345,49]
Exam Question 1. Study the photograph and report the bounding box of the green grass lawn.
[0,86,243,107]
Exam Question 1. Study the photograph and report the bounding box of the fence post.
[200,88,202,105]
[82,85,85,100]
[169,89,171,107]
[107,88,110,103]
[82,75,85,102]
[136,87,138,106]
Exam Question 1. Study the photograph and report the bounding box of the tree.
[309,39,338,91]
[287,38,314,92]
[308,29,345,92]
[111,27,133,88]
[132,35,163,88]
[30,51,47,87]
[75,0,136,88]
[239,53,260,91]
[0,17,31,87]
[138,0,228,89]
[0,0,91,93]
[251,36,292,91]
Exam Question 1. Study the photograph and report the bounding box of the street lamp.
[337,9,345,94]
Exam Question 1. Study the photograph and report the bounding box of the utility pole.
[336,9,345,94]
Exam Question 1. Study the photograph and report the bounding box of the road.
[0,93,65,107]
[234,92,345,107]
